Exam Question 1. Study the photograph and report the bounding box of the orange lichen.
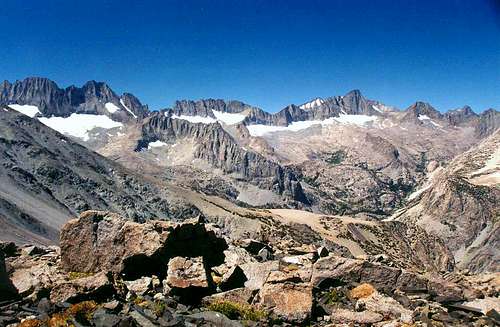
[350,283,376,299]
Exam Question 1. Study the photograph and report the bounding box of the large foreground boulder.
[60,211,227,279]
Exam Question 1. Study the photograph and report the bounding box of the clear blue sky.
[0,0,498,112]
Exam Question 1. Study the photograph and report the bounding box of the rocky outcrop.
[396,130,500,273]
[1,217,499,326]
[60,211,227,279]
[475,108,500,137]
[139,113,308,203]
[0,77,147,121]
[401,101,444,124]
[445,105,479,126]
[171,99,259,117]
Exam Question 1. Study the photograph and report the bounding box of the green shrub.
[207,301,267,321]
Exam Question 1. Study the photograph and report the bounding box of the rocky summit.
[0,77,499,326]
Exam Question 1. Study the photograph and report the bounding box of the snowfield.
[8,104,40,117]
[170,113,217,124]
[247,114,377,136]
[39,114,123,141]
[170,109,246,125]
[212,110,246,124]
[105,102,120,113]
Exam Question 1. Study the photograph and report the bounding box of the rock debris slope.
[394,130,500,273]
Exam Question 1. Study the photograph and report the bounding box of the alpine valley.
[0,77,499,326]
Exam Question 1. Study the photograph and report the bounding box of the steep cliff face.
[138,113,308,204]
[0,108,198,244]
[445,106,478,126]
[172,99,258,117]
[0,77,148,121]
[475,109,500,138]
[395,130,500,273]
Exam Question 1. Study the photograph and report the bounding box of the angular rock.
[129,310,157,327]
[427,275,464,303]
[266,255,313,284]
[396,270,428,292]
[60,211,227,279]
[239,261,279,290]
[8,251,65,298]
[49,272,113,303]
[359,261,401,294]
[256,282,313,323]
[311,255,363,287]
[124,277,152,296]
[356,291,413,323]
[330,308,384,324]
[60,211,172,276]
[92,308,122,327]
[187,311,243,327]
[166,256,209,290]
[202,288,255,307]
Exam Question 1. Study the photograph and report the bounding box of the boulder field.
[0,211,499,326]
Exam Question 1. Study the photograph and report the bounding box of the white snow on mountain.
[169,110,246,125]
[247,114,377,136]
[170,113,217,124]
[418,114,442,127]
[334,114,377,125]
[119,99,138,118]
[148,140,168,149]
[212,110,246,125]
[38,114,123,141]
[105,102,120,113]
[8,104,40,118]
[299,98,324,110]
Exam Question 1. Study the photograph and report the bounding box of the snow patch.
[333,114,377,125]
[299,98,324,110]
[105,102,120,114]
[170,114,217,124]
[418,114,430,120]
[38,114,123,141]
[247,114,377,136]
[148,140,168,149]
[8,104,40,117]
[119,99,138,118]
[212,110,246,125]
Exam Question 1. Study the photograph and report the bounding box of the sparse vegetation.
[325,150,346,165]
[207,301,268,321]
[68,271,94,280]
[324,288,344,304]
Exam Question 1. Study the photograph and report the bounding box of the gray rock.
[187,311,243,327]
[129,310,157,327]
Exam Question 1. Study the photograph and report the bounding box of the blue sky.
[0,0,498,112]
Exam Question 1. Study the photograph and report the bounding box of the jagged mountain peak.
[405,101,443,120]
[0,77,147,120]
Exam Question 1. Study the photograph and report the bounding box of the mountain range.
[0,76,499,275]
